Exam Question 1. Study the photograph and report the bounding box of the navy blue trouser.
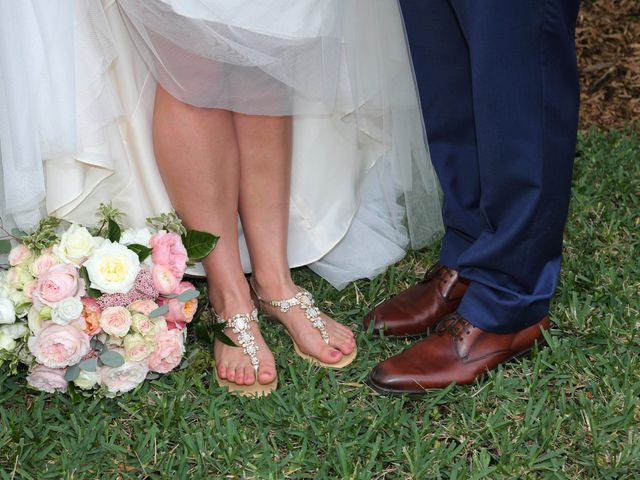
[400,0,581,333]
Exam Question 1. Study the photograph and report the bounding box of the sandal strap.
[255,286,330,345]
[215,309,260,372]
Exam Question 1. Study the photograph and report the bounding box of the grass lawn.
[1,129,639,479]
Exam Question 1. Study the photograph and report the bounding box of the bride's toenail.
[331,350,340,357]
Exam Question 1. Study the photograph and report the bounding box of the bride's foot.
[212,297,277,390]
[251,278,357,366]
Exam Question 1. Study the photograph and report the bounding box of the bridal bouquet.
[0,205,216,396]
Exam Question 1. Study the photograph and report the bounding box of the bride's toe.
[243,366,256,385]
[258,368,276,385]
[234,366,245,385]
[331,335,355,355]
[316,345,343,364]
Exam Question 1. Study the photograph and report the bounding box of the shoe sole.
[366,342,545,396]
[368,328,430,340]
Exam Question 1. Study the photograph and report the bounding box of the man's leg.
[368,0,581,393]
[449,0,581,332]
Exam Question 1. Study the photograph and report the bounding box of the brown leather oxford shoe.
[363,263,469,337]
[367,313,550,394]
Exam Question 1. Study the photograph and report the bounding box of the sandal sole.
[215,372,278,397]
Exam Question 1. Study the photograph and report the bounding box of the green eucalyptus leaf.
[146,372,160,380]
[127,243,152,262]
[79,267,101,298]
[107,219,121,242]
[11,228,27,238]
[64,364,81,382]
[79,358,98,372]
[177,289,199,303]
[99,350,125,368]
[182,230,219,261]
[149,304,169,318]
[0,239,11,255]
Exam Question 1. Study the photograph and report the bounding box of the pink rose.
[8,244,33,267]
[30,253,60,277]
[177,282,198,323]
[147,329,184,373]
[149,231,188,279]
[128,299,159,316]
[81,297,102,335]
[157,297,184,330]
[151,264,179,295]
[33,264,82,308]
[28,324,91,368]
[158,281,198,330]
[26,365,68,393]
[99,306,132,337]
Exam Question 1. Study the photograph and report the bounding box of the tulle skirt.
[0,0,443,289]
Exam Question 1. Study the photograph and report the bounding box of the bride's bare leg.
[233,113,356,364]
[152,86,276,386]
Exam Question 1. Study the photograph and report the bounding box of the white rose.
[0,322,29,339]
[28,306,44,334]
[84,241,140,294]
[52,297,84,325]
[7,267,33,290]
[54,224,102,266]
[120,228,152,247]
[75,370,99,390]
[99,359,148,394]
[9,290,30,317]
[0,332,16,351]
[0,297,16,325]
[0,271,12,297]
[123,333,155,362]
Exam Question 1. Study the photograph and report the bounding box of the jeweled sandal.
[213,308,277,396]
[252,285,357,369]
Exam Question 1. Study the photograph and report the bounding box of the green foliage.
[177,289,199,303]
[107,219,122,243]
[146,210,187,236]
[0,239,11,255]
[79,358,98,373]
[96,202,124,228]
[182,230,219,262]
[20,217,61,252]
[0,131,638,478]
[79,266,101,298]
[149,305,169,318]
[127,243,152,262]
[99,351,125,368]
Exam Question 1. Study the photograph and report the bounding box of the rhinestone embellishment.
[216,309,260,370]
[266,289,329,344]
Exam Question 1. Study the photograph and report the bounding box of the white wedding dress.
[0,0,442,289]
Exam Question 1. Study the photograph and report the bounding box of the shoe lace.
[435,314,468,337]
[423,262,445,282]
